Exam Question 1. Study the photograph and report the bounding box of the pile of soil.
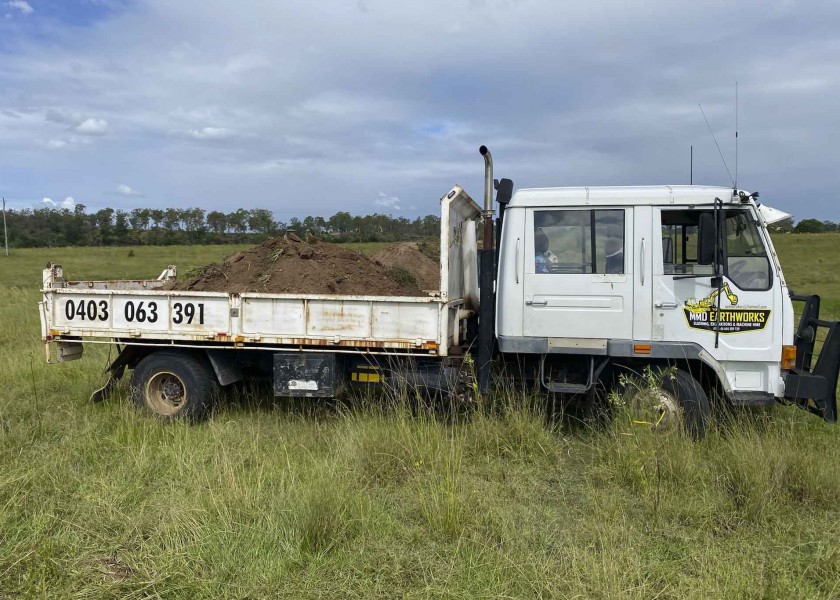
[168,234,425,296]
[370,243,440,290]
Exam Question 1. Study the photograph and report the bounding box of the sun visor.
[757,204,792,225]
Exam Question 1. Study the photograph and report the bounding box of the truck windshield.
[661,208,771,291]
[723,210,772,290]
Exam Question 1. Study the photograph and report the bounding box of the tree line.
[2,204,836,249]
[0,204,441,248]
[768,217,840,234]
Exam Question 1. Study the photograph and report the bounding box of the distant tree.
[182,207,205,231]
[822,220,839,233]
[114,210,130,243]
[328,211,353,234]
[248,209,275,235]
[163,208,180,231]
[149,209,165,229]
[421,215,440,237]
[769,217,794,233]
[302,215,319,235]
[227,209,249,234]
[94,208,115,245]
[794,218,825,234]
[206,211,228,234]
[129,208,150,231]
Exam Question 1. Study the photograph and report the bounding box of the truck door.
[652,206,780,393]
[522,207,635,341]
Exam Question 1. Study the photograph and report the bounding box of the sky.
[1,0,838,221]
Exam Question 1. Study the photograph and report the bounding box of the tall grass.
[1,240,839,597]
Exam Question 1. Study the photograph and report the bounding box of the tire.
[129,351,218,421]
[657,369,711,439]
[625,368,711,440]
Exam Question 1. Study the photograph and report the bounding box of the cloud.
[41,197,55,206]
[176,126,235,141]
[6,0,33,15]
[75,118,109,136]
[374,191,401,211]
[45,109,79,126]
[0,1,839,220]
[62,197,75,209]
[115,184,142,197]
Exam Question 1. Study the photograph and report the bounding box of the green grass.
[0,236,839,598]
[772,233,840,318]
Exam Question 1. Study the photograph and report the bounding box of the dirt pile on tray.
[168,235,425,296]
[370,243,440,290]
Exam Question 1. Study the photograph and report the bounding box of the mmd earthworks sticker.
[683,283,771,333]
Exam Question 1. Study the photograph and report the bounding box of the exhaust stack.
[479,145,494,250]
[476,145,496,396]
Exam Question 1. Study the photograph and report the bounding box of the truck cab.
[495,185,836,421]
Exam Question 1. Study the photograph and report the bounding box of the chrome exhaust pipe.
[479,145,494,250]
[479,145,493,213]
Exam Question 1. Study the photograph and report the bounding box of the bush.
[387,265,418,288]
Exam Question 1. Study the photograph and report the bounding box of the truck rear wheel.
[130,351,218,421]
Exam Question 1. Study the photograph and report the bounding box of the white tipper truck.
[40,147,839,436]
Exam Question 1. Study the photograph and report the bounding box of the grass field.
[1,236,839,598]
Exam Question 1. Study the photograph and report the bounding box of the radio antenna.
[699,103,734,187]
[734,81,739,190]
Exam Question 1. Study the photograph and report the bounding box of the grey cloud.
[172,126,237,141]
[0,0,838,219]
[75,118,109,136]
[374,192,401,211]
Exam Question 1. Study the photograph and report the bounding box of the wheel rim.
[628,387,681,432]
[652,389,680,432]
[145,371,187,416]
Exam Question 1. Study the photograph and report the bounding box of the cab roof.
[509,185,751,208]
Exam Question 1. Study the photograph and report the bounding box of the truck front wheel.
[625,368,711,440]
[130,351,218,421]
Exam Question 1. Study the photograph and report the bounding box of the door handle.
[655,301,679,310]
[640,237,646,286]
[526,298,548,306]
[515,237,520,284]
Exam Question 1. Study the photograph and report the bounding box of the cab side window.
[534,209,625,274]
[660,209,771,290]
[661,212,714,276]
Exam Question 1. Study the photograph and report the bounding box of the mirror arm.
[713,197,724,349]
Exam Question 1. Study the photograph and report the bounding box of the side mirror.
[495,178,514,205]
[697,212,716,265]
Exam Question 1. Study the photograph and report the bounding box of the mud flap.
[89,346,143,403]
[785,294,840,423]
[90,365,126,403]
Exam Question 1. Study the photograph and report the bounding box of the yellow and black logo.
[683,283,770,333]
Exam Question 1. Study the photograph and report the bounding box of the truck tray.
[40,264,452,356]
